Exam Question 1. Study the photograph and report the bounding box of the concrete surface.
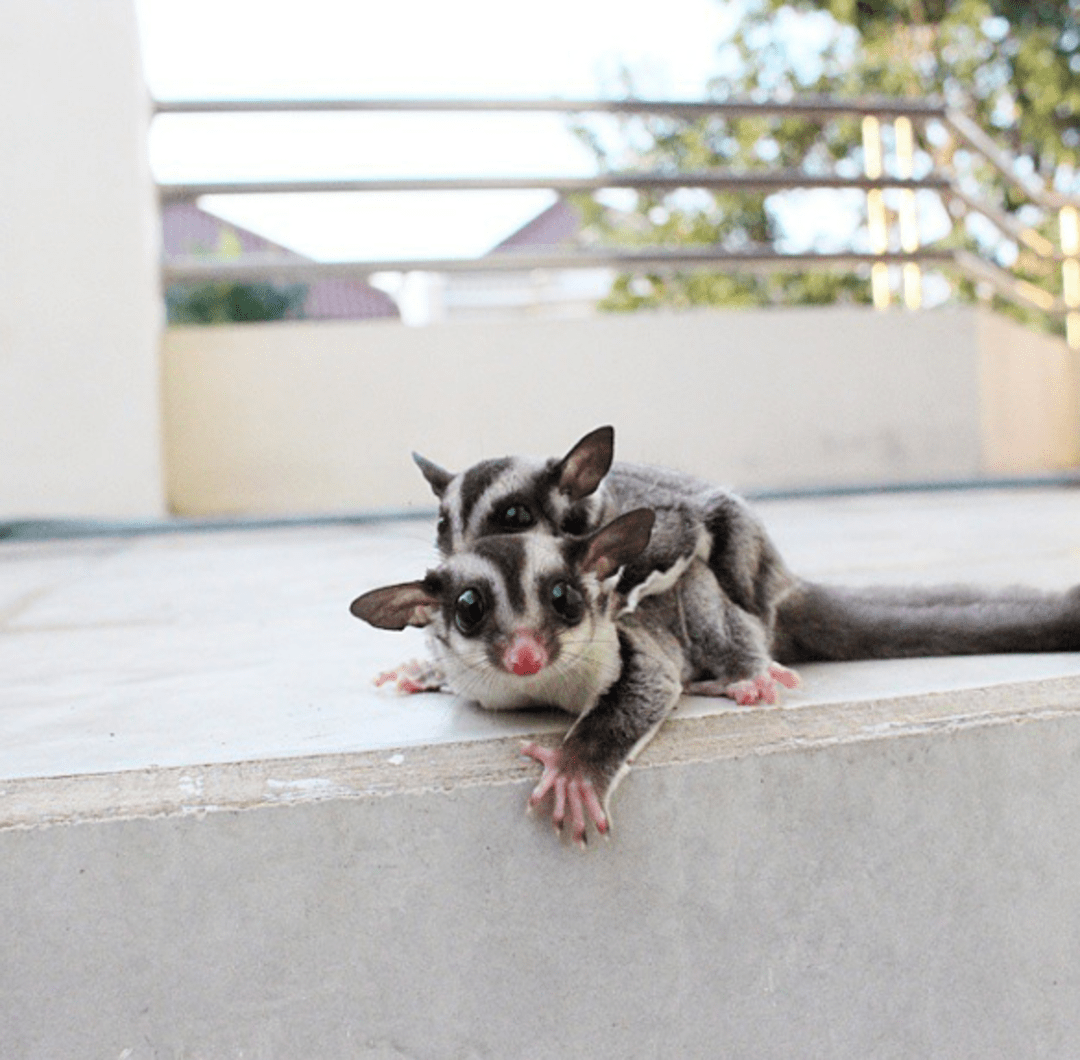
[4,488,1080,1057]
[161,306,1080,517]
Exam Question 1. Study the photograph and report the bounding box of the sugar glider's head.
[413,426,615,556]
[350,508,654,713]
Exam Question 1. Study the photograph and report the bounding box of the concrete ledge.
[5,492,1080,1056]
[4,688,1080,1058]
[4,669,1080,831]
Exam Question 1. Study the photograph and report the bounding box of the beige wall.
[161,305,1077,518]
[0,0,164,519]
[978,311,1080,474]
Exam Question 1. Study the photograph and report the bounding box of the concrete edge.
[4,673,1080,832]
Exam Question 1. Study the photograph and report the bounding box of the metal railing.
[155,96,1080,345]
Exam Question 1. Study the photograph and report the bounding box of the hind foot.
[686,662,800,706]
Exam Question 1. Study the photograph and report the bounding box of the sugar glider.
[409,426,1080,698]
[406,426,798,704]
[351,429,1080,840]
[352,508,758,843]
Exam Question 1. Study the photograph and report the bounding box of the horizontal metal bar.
[161,247,1066,320]
[151,96,1078,215]
[162,248,957,284]
[159,171,952,201]
[153,95,950,120]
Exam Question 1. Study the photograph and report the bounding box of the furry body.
[351,511,691,841]
[415,427,1080,688]
[352,428,1080,840]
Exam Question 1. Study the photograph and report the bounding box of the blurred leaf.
[576,0,1077,327]
[165,282,308,325]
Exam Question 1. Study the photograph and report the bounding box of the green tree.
[809,0,1080,170]
[165,281,308,324]
[580,0,1079,321]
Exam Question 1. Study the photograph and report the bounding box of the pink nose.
[504,632,549,676]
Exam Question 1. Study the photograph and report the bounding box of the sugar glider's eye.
[499,503,535,531]
[454,588,486,636]
[549,581,584,624]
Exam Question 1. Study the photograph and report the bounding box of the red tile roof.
[489,197,581,253]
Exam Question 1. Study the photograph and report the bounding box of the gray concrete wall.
[0,0,164,519]
[4,696,1080,1058]
[5,490,1080,1056]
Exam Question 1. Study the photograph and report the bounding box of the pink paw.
[373,658,445,694]
[521,742,608,845]
[728,662,800,705]
[687,662,800,705]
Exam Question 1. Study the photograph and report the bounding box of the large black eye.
[454,588,486,636]
[499,503,535,531]
[549,581,584,624]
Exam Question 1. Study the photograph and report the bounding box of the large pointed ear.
[350,581,440,630]
[554,426,614,501]
[580,508,654,581]
[412,453,454,498]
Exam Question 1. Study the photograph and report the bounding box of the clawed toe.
[521,742,609,843]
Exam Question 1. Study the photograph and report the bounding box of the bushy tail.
[773,582,1080,663]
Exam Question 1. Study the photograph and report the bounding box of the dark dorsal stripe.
[474,535,529,614]
[458,457,513,531]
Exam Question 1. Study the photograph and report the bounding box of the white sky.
[136,0,745,260]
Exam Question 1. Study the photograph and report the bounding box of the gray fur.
[351,510,707,827]
[415,427,1080,670]
[774,582,1080,661]
[355,431,1080,838]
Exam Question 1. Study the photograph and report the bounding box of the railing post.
[1061,205,1080,349]
[894,116,922,310]
[862,116,890,309]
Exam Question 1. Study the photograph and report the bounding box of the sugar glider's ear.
[554,425,614,500]
[412,453,454,498]
[350,581,440,630]
[580,508,654,581]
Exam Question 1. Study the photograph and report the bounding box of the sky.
[136,0,747,261]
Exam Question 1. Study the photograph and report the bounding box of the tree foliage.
[580,0,1079,318]
[165,281,308,324]
[789,0,1080,172]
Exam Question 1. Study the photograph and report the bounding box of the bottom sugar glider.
[351,507,794,844]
